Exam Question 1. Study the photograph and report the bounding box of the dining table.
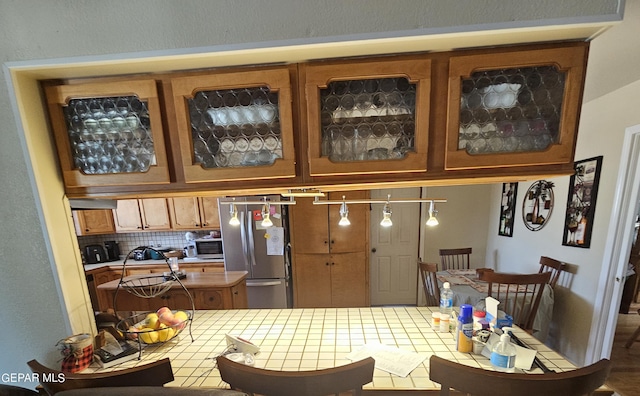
[80,307,610,394]
[436,269,554,342]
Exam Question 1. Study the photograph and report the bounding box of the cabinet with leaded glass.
[444,43,588,170]
[169,66,297,184]
[45,80,170,189]
[302,57,431,177]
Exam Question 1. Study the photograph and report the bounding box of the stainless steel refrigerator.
[218,195,292,309]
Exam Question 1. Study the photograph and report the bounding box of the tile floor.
[85,307,577,391]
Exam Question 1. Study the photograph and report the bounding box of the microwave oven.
[194,237,224,259]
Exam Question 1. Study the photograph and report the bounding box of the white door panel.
[370,188,421,305]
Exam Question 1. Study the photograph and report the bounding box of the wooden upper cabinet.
[168,197,201,230]
[444,44,588,170]
[169,66,297,183]
[113,198,171,232]
[72,209,115,236]
[302,57,431,177]
[44,79,170,189]
[168,196,220,230]
[198,197,220,229]
[290,191,369,254]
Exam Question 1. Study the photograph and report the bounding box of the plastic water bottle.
[490,333,517,372]
[440,282,453,315]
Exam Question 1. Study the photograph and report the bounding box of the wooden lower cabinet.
[95,271,248,311]
[294,252,367,308]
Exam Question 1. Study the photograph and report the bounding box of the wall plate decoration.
[562,156,603,248]
[522,180,554,231]
[498,182,518,237]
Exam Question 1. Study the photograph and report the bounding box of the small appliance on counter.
[84,242,121,264]
[84,244,107,264]
[104,240,120,261]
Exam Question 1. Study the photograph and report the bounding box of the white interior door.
[370,188,421,305]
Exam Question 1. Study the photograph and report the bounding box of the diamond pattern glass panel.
[188,86,282,168]
[63,96,156,174]
[459,66,566,155]
[320,77,416,162]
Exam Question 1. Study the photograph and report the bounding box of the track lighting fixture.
[426,201,439,227]
[261,203,273,228]
[338,196,350,226]
[380,196,393,227]
[313,194,446,228]
[228,201,240,226]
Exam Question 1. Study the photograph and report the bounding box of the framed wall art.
[499,182,518,237]
[522,180,554,231]
[562,156,603,248]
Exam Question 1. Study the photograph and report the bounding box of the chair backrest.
[27,358,174,395]
[216,356,375,396]
[418,261,440,306]
[538,256,567,287]
[0,384,40,396]
[439,248,472,270]
[429,355,612,396]
[481,271,551,331]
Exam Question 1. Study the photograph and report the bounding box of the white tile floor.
[85,307,576,391]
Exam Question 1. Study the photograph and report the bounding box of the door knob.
[371,248,377,253]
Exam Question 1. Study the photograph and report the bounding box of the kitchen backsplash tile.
[78,230,216,257]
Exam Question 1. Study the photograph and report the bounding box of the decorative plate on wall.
[522,180,554,231]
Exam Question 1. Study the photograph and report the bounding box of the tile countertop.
[84,258,225,272]
[83,307,586,393]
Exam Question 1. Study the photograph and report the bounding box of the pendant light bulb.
[228,202,240,226]
[380,202,393,227]
[338,199,350,226]
[426,201,439,227]
[261,203,273,228]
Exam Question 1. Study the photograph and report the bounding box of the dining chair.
[480,271,551,332]
[0,384,40,396]
[439,247,472,271]
[429,355,612,396]
[418,261,440,306]
[538,256,567,288]
[27,358,174,395]
[216,355,375,396]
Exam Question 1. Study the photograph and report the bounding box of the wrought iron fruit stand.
[113,247,195,358]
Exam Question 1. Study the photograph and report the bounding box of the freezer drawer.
[246,279,289,309]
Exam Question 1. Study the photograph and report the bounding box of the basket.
[57,333,93,373]
[118,311,192,345]
[120,275,174,298]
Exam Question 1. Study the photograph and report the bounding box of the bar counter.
[84,307,611,394]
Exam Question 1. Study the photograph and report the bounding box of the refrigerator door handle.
[246,210,258,267]
[246,280,283,287]
[239,211,250,270]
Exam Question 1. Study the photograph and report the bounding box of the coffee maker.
[103,241,121,261]
[184,232,198,259]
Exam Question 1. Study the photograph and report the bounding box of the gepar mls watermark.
[2,372,65,384]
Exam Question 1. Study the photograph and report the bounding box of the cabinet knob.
[85,229,90,232]
[203,223,208,226]
[331,262,335,266]
[137,226,142,229]
[324,240,328,245]
[144,225,149,229]
[371,248,377,253]
[325,262,329,266]
[330,240,335,244]
[195,223,199,227]
[209,296,215,301]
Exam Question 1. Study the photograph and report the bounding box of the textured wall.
[0,0,622,389]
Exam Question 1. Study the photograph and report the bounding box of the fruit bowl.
[117,310,192,345]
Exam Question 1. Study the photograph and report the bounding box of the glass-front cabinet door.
[45,80,170,188]
[304,58,431,176]
[170,67,296,183]
[445,45,587,170]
